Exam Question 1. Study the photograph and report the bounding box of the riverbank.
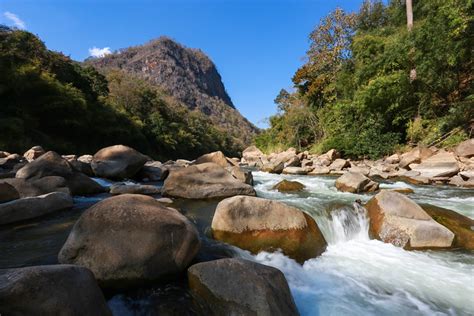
[0,143,473,315]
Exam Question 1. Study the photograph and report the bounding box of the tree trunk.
[406,0,416,81]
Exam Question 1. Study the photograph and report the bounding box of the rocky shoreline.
[0,142,473,315]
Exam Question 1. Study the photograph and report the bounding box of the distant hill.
[86,37,258,145]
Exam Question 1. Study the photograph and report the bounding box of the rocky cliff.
[86,37,257,145]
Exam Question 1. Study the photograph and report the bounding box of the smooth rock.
[282,166,308,175]
[329,158,350,171]
[162,163,255,199]
[0,176,70,198]
[261,159,285,174]
[16,151,73,180]
[212,196,327,263]
[273,179,305,192]
[227,166,253,185]
[58,194,200,288]
[454,139,474,158]
[192,151,237,168]
[0,192,73,225]
[188,258,299,316]
[23,145,45,162]
[423,204,474,250]
[0,265,111,316]
[308,166,330,175]
[410,151,460,178]
[335,172,379,193]
[365,191,454,249]
[242,145,264,164]
[399,147,434,169]
[110,184,161,195]
[91,145,148,179]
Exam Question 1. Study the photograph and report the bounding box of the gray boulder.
[335,172,379,193]
[0,192,73,225]
[0,176,70,198]
[188,258,299,316]
[162,163,255,199]
[0,264,111,316]
[58,194,200,288]
[91,145,148,179]
[136,161,169,181]
[0,183,19,203]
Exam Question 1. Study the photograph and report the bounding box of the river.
[0,172,473,315]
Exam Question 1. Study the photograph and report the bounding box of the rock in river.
[188,258,299,316]
[0,264,111,316]
[273,179,305,192]
[91,145,148,179]
[365,191,454,249]
[212,195,327,263]
[335,172,379,193]
[162,162,255,199]
[58,194,200,288]
[0,192,73,226]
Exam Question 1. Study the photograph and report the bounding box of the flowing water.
[0,172,473,315]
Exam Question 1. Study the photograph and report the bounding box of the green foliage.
[257,0,473,158]
[0,26,240,159]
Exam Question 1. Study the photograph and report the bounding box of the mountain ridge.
[85,37,258,145]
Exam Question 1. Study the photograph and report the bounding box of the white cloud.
[88,46,112,58]
[4,11,26,29]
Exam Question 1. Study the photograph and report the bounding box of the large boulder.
[0,176,70,198]
[454,139,474,158]
[423,204,474,250]
[23,145,45,162]
[58,194,200,288]
[192,151,237,168]
[0,183,19,203]
[410,151,460,178]
[0,192,73,225]
[212,196,327,263]
[328,158,350,171]
[399,147,434,169]
[365,191,454,249]
[227,166,253,185]
[335,172,379,193]
[273,180,305,192]
[188,258,299,316]
[242,145,264,164]
[65,172,106,195]
[0,265,111,316]
[16,151,73,180]
[91,145,148,179]
[261,159,285,174]
[162,163,256,199]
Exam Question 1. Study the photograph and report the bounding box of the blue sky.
[0,0,362,127]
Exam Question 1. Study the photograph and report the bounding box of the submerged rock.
[365,191,454,249]
[91,145,148,179]
[335,172,379,193]
[0,264,111,316]
[162,162,255,199]
[0,192,73,226]
[273,179,305,192]
[58,194,200,288]
[188,258,299,316]
[212,196,327,263]
[423,204,474,250]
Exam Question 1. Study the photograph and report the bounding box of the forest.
[0,26,242,160]
[256,0,473,159]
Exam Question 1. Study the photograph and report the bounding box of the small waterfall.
[316,202,370,245]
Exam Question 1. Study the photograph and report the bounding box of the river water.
[0,172,473,315]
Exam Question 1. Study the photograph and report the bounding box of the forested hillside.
[256,0,473,158]
[0,27,244,159]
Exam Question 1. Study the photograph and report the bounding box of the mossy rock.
[272,179,305,192]
[422,204,474,250]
